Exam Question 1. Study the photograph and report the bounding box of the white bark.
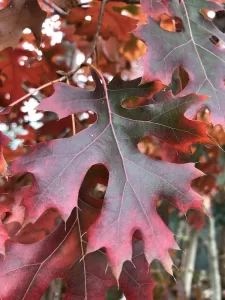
[41,279,63,300]
[182,227,199,298]
[208,216,221,300]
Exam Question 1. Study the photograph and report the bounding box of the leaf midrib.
[181,0,223,118]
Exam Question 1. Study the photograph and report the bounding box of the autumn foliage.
[0,0,225,299]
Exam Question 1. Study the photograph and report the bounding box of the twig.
[108,0,140,3]
[88,0,108,59]
[6,65,81,111]
[66,78,76,135]
[42,0,68,16]
[6,78,61,112]
[7,0,108,111]
[71,114,76,135]
[79,0,140,6]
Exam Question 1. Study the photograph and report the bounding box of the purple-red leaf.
[135,0,225,125]
[11,73,208,278]
[140,0,169,20]
[0,0,46,51]
[0,200,154,299]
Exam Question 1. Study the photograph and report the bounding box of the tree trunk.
[208,216,221,300]
[182,226,199,299]
[41,279,63,300]
[219,226,225,296]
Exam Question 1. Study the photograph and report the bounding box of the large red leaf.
[0,200,154,299]
[11,72,209,278]
[135,0,225,125]
[0,0,46,51]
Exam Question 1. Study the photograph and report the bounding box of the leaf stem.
[66,78,77,135]
[71,114,76,135]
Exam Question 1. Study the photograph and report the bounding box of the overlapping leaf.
[0,187,26,255]
[140,0,169,20]
[0,206,10,255]
[0,199,154,300]
[135,0,225,125]
[0,48,55,104]
[67,2,137,41]
[11,71,210,279]
[0,0,46,51]
[53,0,77,11]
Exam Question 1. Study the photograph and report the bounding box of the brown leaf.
[0,0,46,51]
[53,0,77,12]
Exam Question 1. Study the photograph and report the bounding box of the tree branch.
[42,0,68,16]
[4,0,108,112]
[89,0,108,59]
[79,0,140,6]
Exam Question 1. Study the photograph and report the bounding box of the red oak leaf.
[67,2,137,41]
[0,188,27,256]
[11,72,209,278]
[0,200,154,299]
[13,208,61,244]
[135,0,225,125]
[140,0,169,20]
[0,188,27,247]
[0,48,56,104]
[3,187,27,227]
[0,0,46,51]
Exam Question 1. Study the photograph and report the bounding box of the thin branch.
[42,0,68,16]
[88,0,108,59]
[6,65,82,111]
[79,0,140,6]
[66,78,77,135]
[108,0,140,3]
[6,0,108,111]
[7,78,62,111]
[71,114,76,135]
